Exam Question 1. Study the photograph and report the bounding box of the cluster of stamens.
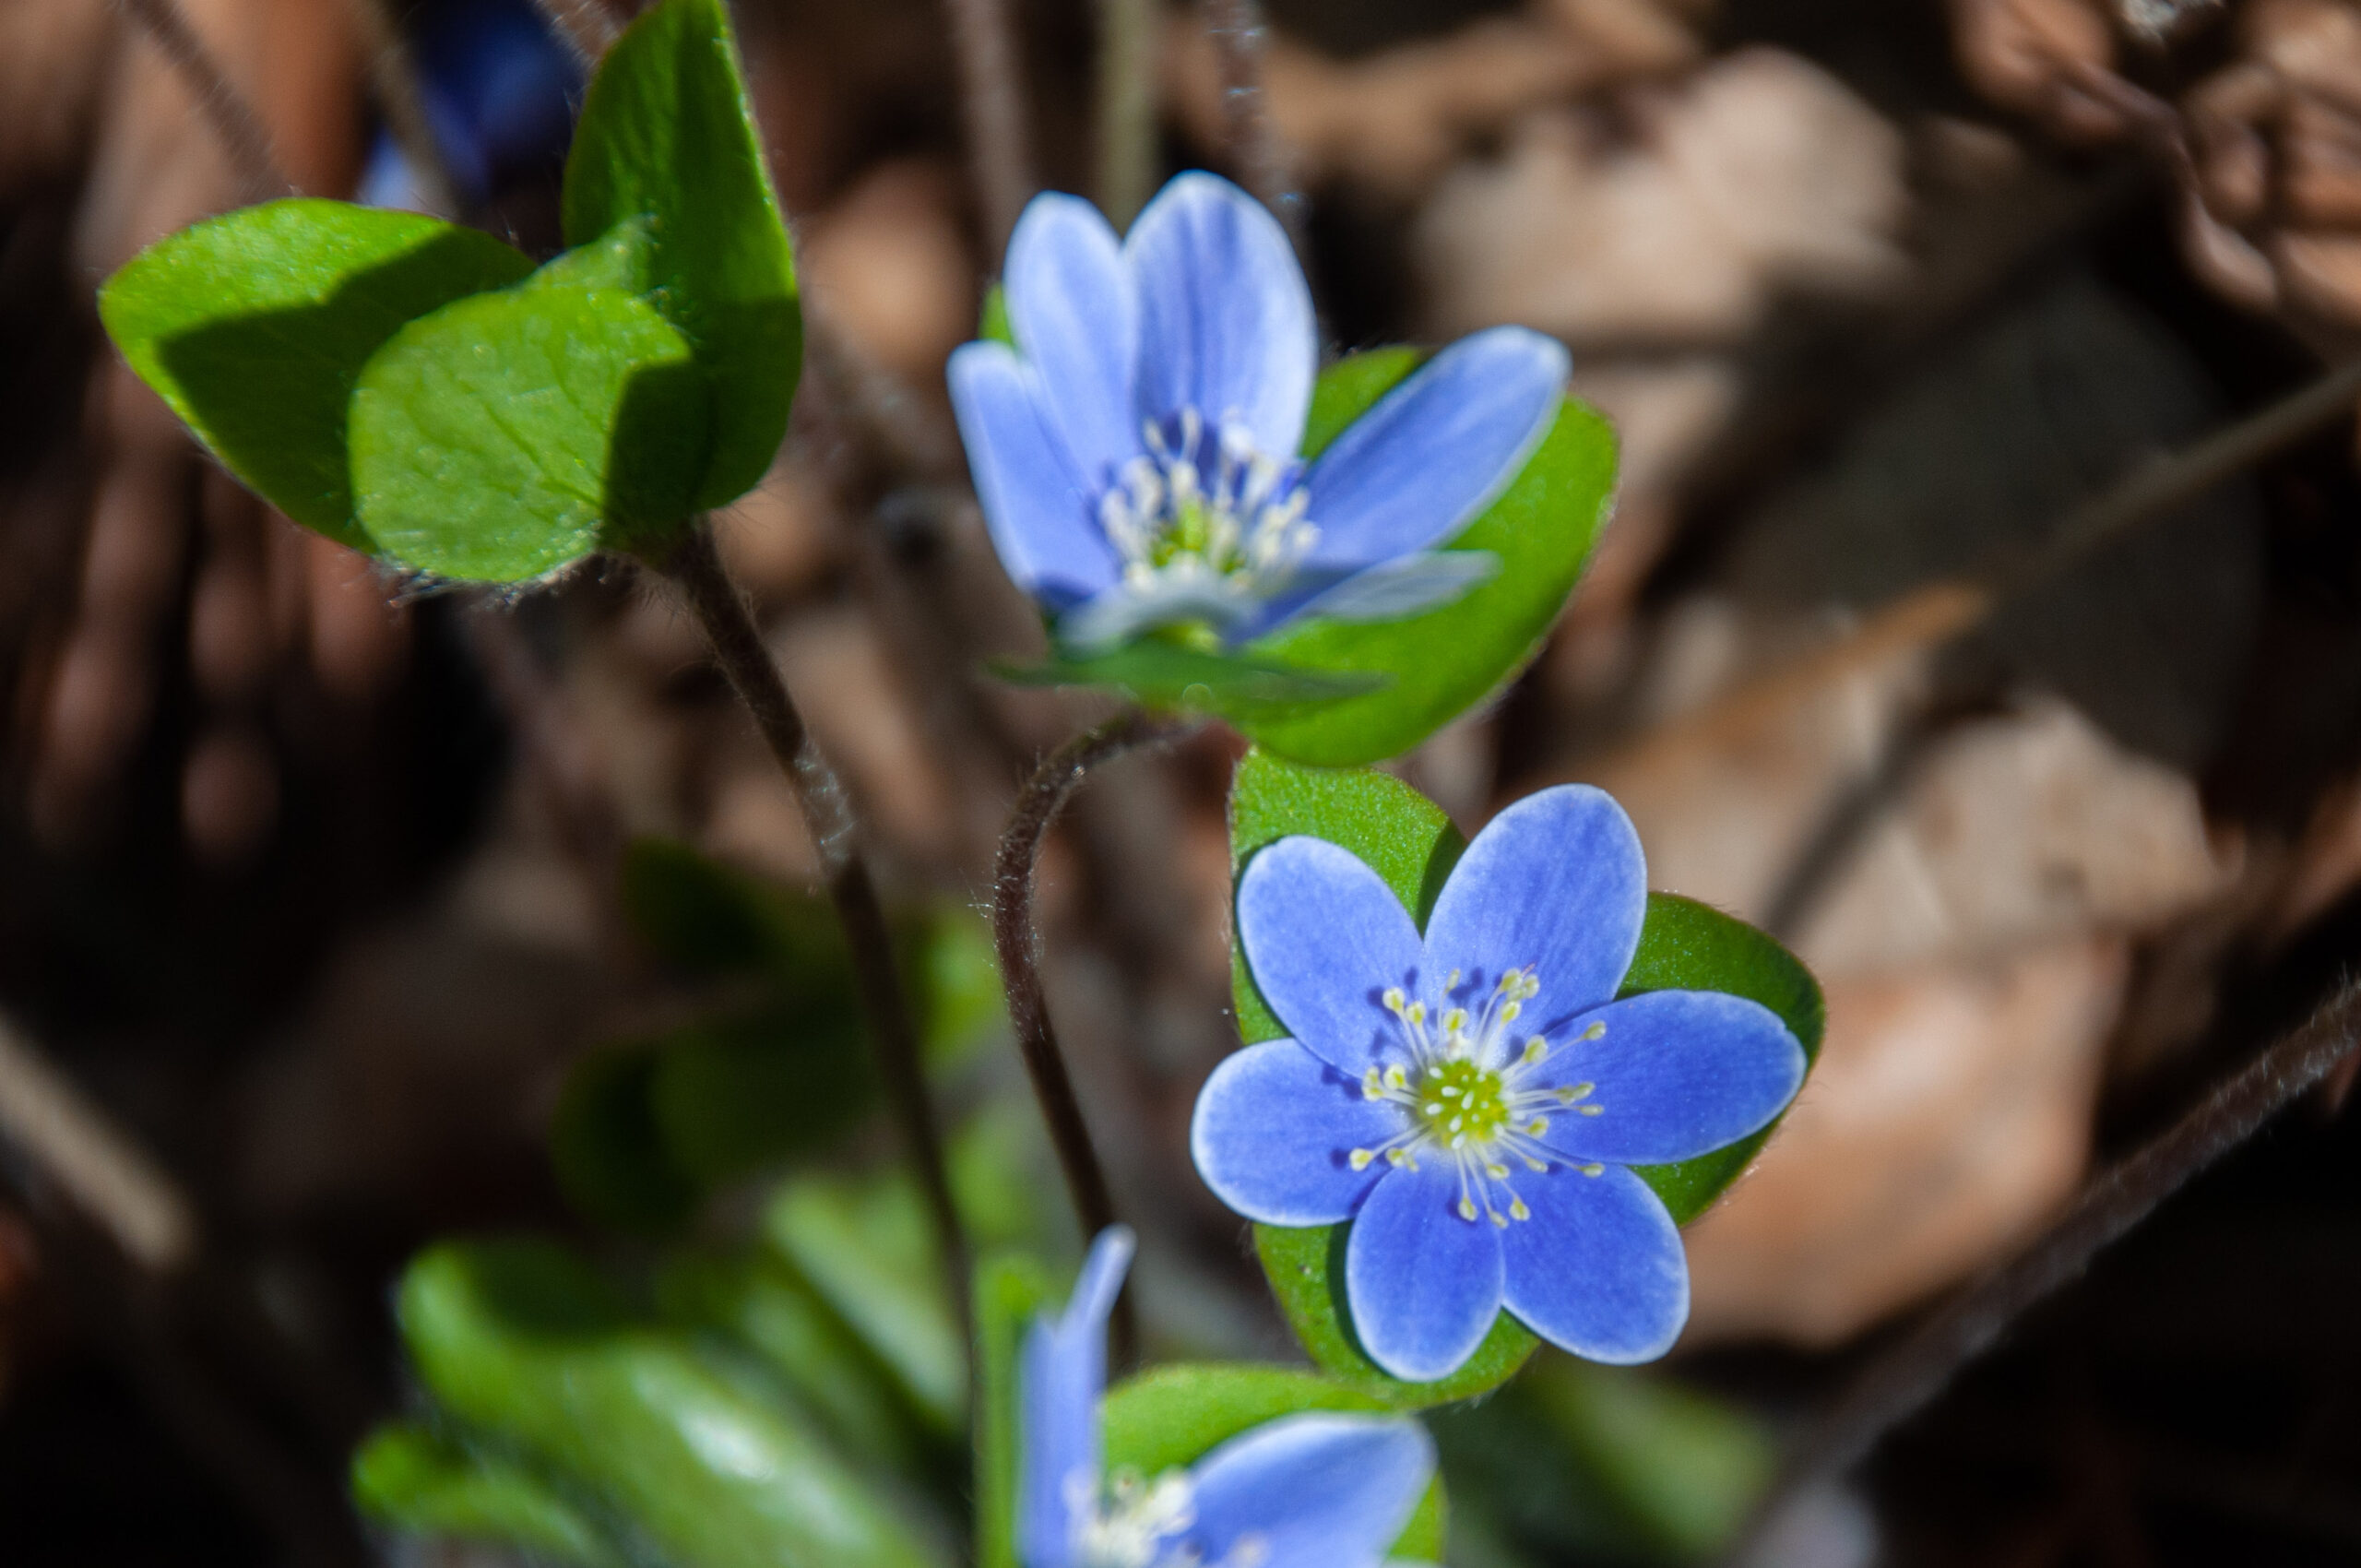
[1071,1468,1267,1568]
[1096,409,1319,612]
[1350,967,1608,1229]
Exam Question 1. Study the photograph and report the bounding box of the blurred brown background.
[5,0,2361,1562]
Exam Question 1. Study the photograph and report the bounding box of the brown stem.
[665,522,971,1334]
[528,0,623,74]
[1197,0,1302,255]
[1731,979,2361,1559]
[992,711,1192,1361]
[944,0,1036,255]
[116,0,288,198]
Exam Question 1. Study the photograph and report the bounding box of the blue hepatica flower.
[1191,787,1808,1382]
[1021,1228,1434,1568]
[948,172,1571,655]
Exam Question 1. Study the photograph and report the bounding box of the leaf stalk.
[665,520,972,1341]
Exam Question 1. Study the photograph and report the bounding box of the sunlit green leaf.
[350,283,710,580]
[397,1240,944,1568]
[98,199,532,550]
[764,1176,965,1433]
[351,1420,632,1568]
[564,0,801,507]
[658,1249,924,1471]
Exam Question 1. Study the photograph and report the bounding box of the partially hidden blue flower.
[949,172,1571,656]
[1021,1228,1435,1568]
[1191,787,1808,1382]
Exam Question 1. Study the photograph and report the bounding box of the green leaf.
[620,836,797,977]
[657,1250,924,1471]
[1619,895,1823,1223]
[527,215,659,296]
[1226,750,1818,1390]
[397,1240,943,1568]
[564,0,801,507]
[1103,1363,1446,1561]
[764,1175,966,1432]
[98,198,532,550]
[919,902,1007,1068]
[1429,1355,1773,1565]
[549,1042,703,1233]
[351,282,711,580]
[994,642,1388,716]
[1227,747,1466,1048]
[1234,350,1618,766]
[351,1420,632,1568]
[649,1006,876,1185]
[979,284,1015,350]
[972,1251,1053,1568]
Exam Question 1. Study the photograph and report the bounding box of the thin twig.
[944,0,1036,255]
[1096,0,1161,230]
[1732,979,2361,1561]
[665,522,971,1334]
[114,0,289,198]
[992,711,1192,1361]
[528,0,623,74]
[1196,0,1302,255]
[0,1012,196,1273]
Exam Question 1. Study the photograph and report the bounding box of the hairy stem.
[343,0,461,215]
[528,0,623,73]
[1733,979,2361,1557]
[1096,0,1160,229]
[992,711,1192,1360]
[666,523,971,1332]
[1197,0,1301,254]
[944,0,1036,255]
[117,0,287,198]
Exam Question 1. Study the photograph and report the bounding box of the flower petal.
[1192,1040,1405,1225]
[947,341,1120,610]
[1004,192,1142,484]
[1124,172,1315,455]
[1238,836,1425,1075]
[1288,550,1500,624]
[1526,991,1805,1166]
[1017,1228,1134,1568]
[1182,1413,1435,1568]
[1421,785,1645,1040]
[1299,327,1568,574]
[1345,1158,1504,1382]
[1499,1164,1686,1364]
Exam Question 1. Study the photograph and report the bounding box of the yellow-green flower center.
[1417,1058,1510,1143]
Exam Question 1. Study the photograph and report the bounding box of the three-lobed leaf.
[98,199,533,550]
[1224,749,1822,1396]
[350,282,711,580]
[564,0,802,508]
